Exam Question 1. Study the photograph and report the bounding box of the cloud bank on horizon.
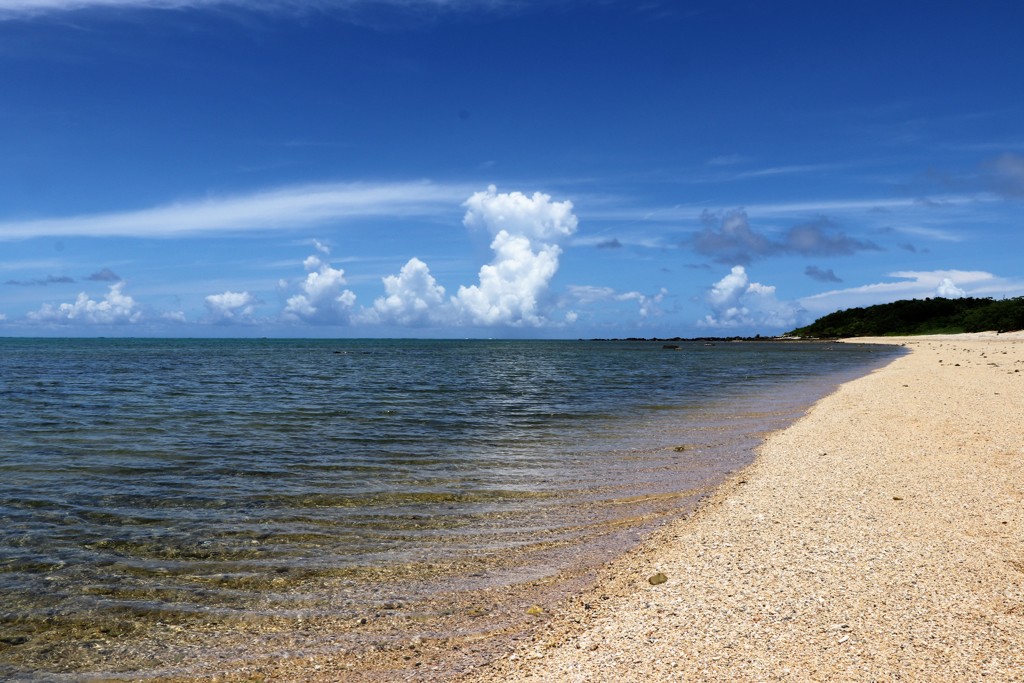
[15,186,629,332]
[2,1,1024,336]
[7,182,1021,336]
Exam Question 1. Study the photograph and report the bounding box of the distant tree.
[787,297,1024,337]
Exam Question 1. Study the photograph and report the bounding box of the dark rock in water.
[648,572,668,586]
[0,636,30,646]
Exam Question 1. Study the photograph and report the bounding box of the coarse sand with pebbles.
[459,333,1024,682]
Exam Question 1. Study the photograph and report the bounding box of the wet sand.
[460,333,1024,682]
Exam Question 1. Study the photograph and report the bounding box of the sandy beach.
[458,334,1024,682]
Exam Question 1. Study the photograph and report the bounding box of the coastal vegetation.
[788,297,1024,338]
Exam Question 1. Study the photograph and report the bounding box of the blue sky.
[1,0,1023,337]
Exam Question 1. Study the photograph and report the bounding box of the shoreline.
[0,341,894,683]
[457,333,1024,681]
[12,335,1018,681]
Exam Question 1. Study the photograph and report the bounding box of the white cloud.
[565,284,617,304]
[0,313,6,321]
[282,250,357,324]
[700,265,803,330]
[454,231,560,326]
[733,162,852,179]
[205,290,258,323]
[162,310,187,322]
[27,282,143,324]
[453,185,577,327]
[0,0,512,20]
[462,185,578,242]
[800,269,1024,315]
[935,277,965,298]
[566,284,666,319]
[367,257,447,326]
[312,238,331,256]
[0,180,472,240]
[884,224,963,242]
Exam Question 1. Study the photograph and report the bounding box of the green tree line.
[787,297,1024,338]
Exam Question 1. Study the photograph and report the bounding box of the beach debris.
[648,572,668,585]
[673,445,687,452]
[525,605,545,616]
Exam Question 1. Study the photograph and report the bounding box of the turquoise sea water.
[0,338,900,678]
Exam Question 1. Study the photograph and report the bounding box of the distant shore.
[460,333,1024,681]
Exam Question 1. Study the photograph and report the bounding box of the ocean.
[0,338,900,679]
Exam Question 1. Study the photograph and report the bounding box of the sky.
[1,0,1023,338]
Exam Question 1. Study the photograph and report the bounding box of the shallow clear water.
[0,338,899,678]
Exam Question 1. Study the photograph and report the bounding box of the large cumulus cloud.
[9,187,609,331]
[700,265,803,330]
[27,282,143,324]
[205,290,258,323]
[282,244,357,324]
[452,185,578,327]
[367,256,447,326]
[360,186,580,328]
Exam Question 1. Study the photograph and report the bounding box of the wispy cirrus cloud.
[875,224,964,243]
[731,162,854,180]
[0,0,515,20]
[0,180,474,241]
[565,284,666,319]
